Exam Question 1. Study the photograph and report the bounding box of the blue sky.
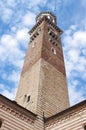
[0,0,86,106]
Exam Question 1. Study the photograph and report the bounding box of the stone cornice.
[0,94,37,123]
[29,16,63,35]
[45,100,86,127]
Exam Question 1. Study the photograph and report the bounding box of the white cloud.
[0,81,17,100]
[2,8,13,22]
[11,26,17,32]
[0,27,29,68]
[6,70,20,83]
[0,34,18,63]
[28,0,47,7]
[68,49,80,63]
[70,25,77,30]
[6,0,17,7]
[0,84,4,90]
[0,1,13,23]
[68,79,85,105]
[68,82,85,105]
[22,12,36,26]
[63,25,86,105]
[1,34,17,48]
[0,25,28,100]
[81,0,86,8]
[1,85,17,100]
[16,28,29,42]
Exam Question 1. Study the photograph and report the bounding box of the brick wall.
[36,59,69,117]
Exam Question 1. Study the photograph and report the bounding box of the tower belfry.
[16,12,69,117]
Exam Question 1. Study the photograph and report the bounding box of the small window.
[52,42,55,45]
[31,37,34,41]
[52,34,55,38]
[49,38,52,42]
[51,48,56,55]
[55,35,59,40]
[36,32,39,36]
[49,32,52,35]
[48,28,50,31]
[0,120,2,128]
[33,34,36,38]
[24,94,31,103]
[84,125,86,130]
[27,96,30,102]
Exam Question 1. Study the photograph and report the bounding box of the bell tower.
[16,12,69,117]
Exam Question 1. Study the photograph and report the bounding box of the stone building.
[0,12,86,130]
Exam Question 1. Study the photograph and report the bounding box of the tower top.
[29,11,62,35]
[36,11,56,24]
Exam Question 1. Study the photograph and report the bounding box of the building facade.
[0,12,86,130]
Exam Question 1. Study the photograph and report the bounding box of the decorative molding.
[29,16,62,35]
[0,102,35,124]
[46,106,86,127]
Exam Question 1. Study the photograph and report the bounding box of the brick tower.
[16,12,69,118]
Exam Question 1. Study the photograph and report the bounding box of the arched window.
[51,48,56,55]
[24,94,31,103]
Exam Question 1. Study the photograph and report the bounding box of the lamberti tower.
[16,12,69,118]
[0,12,85,130]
